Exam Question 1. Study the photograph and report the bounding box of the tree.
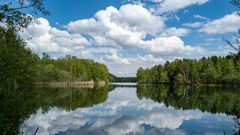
[0,0,49,88]
[222,59,235,75]
[180,59,191,84]
[0,27,37,87]
[224,30,240,55]
[189,61,199,84]
[224,0,240,55]
[0,0,49,29]
[137,67,145,83]
[175,73,185,84]
[200,60,218,84]
[231,0,240,8]
[160,71,169,84]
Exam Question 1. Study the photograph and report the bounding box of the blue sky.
[14,0,240,76]
[42,0,236,26]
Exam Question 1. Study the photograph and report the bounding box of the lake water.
[0,83,239,135]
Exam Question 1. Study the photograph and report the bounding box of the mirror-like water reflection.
[0,84,239,135]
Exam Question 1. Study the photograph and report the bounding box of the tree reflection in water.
[0,85,114,135]
[137,84,240,135]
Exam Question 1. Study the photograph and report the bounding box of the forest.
[137,55,240,85]
[34,53,110,83]
[0,27,110,87]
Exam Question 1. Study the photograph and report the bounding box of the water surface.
[0,84,239,135]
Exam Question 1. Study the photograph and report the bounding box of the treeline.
[109,74,137,82]
[0,27,110,87]
[137,55,240,85]
[34,53,110,83]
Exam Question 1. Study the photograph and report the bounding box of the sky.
[9,0,240,76]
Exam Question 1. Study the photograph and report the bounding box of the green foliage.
[0,0,49,29]
[110,73,137,82]
[34,55,110,82]
[137,55,240,85]
[175,73,185,84]
[137,84,240,116]
[0,27,37,87]
[160,71,169,83]
[0,26,110,87]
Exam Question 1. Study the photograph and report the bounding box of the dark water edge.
[0,84,239,135]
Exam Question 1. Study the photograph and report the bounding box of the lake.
[0,83,239,135]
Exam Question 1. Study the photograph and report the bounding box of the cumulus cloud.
[67,18,108,35]
[143,36,203,55]
[20,18,90,53]
[100,54,166,76]
[161,27,189,37]
[66,4,201,53]
[66,4,165,49]
[79,47,119,58]
[104,54,131,65]
[113,4,165,34]
[199,12,240,34]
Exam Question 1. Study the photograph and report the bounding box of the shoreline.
[33,81,106,88]
[136,83,240,87]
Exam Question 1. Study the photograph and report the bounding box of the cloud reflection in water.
[20,87,233,135]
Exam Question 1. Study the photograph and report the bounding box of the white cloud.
[143,36,203,55]
[156,0,209,13]
[78,47,119,59]
[101,54,166,76]
[67,18,108,35]
[136,54,165,63]
[161,27,189,37]
[194,14,209,21]
[183,22,203,28]
[199,12,240,34]
[20,18,90,53]
[139,110,199,130]
[114,4,165,34]
[104,54,131,65]
[66,4,165,49]
[66,4,201,53]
